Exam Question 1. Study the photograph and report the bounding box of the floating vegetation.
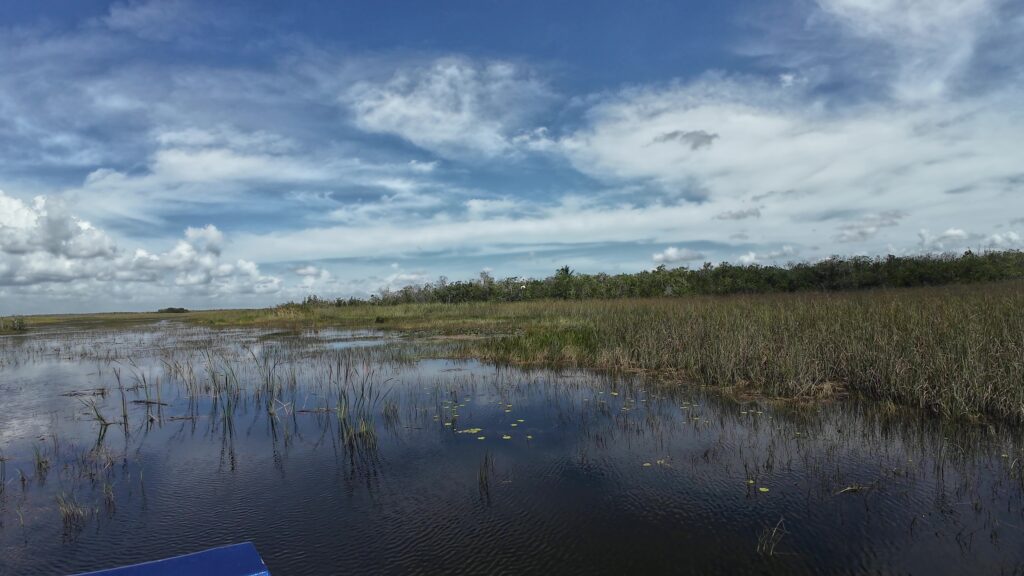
[834,482,878,496]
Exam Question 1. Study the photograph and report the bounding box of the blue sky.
[1,0,1022,313]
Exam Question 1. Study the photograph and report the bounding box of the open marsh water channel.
[1,324,1023,575]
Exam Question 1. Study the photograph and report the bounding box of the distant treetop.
[285,250,1024,307]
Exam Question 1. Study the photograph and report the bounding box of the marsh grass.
[55,493,91,535]
[0,316,27,334]
[756,517,788,557]
[178,282,1024,422]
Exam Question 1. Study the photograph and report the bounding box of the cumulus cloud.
[986,231,1022,248]
[290,265,334,291]
[184,224,225,255]
[652,247,705,265]
[917,226,1023,252]
[0,190,280,301]
[343,57,554,158]
[0,193,115,259]
[917,227,969,251]
[737,252,757,265]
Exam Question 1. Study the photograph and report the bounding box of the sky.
[1,0,1022,313]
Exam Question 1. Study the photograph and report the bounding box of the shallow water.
[1,324,1022,575]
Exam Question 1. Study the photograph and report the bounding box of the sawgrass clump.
[194,282,1024,422]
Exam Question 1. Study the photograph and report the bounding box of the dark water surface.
[1,324,1023,575]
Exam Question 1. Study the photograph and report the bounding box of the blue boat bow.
[73,542,270,576]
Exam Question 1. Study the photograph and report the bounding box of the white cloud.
[326,187,444,224]
[101,0,212,42]
[548,70,1023,256]
[465,198,522,218]
[154,126,297,154]
[0,193,115,259]
[0,190,281,306]
[836,211,907,243]
[343,57,554,158]
[63,135,442,227]
[736,245,798,265]
[986,230,1022,248]
[917,228,970,251]
[184,224,225,255]
[652,247,705,265]
[814,0,1004,100]
[559,74,1023,207]
[230,198,745,263]
[917,226,1023,252]
[291,265,333,291]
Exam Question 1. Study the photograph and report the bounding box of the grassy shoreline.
[10,280,1024,422]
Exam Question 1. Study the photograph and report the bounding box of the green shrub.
[289,250,1024,307]
[1,316,27,332]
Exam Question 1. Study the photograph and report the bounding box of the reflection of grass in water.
[478,452,494,504]
[32,444,50,482]
[102,481,116,514]
[381,399,401,430]
[0,449,8,498]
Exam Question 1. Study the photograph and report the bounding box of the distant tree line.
[156,307,189,313]
[290,250,1024,307]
